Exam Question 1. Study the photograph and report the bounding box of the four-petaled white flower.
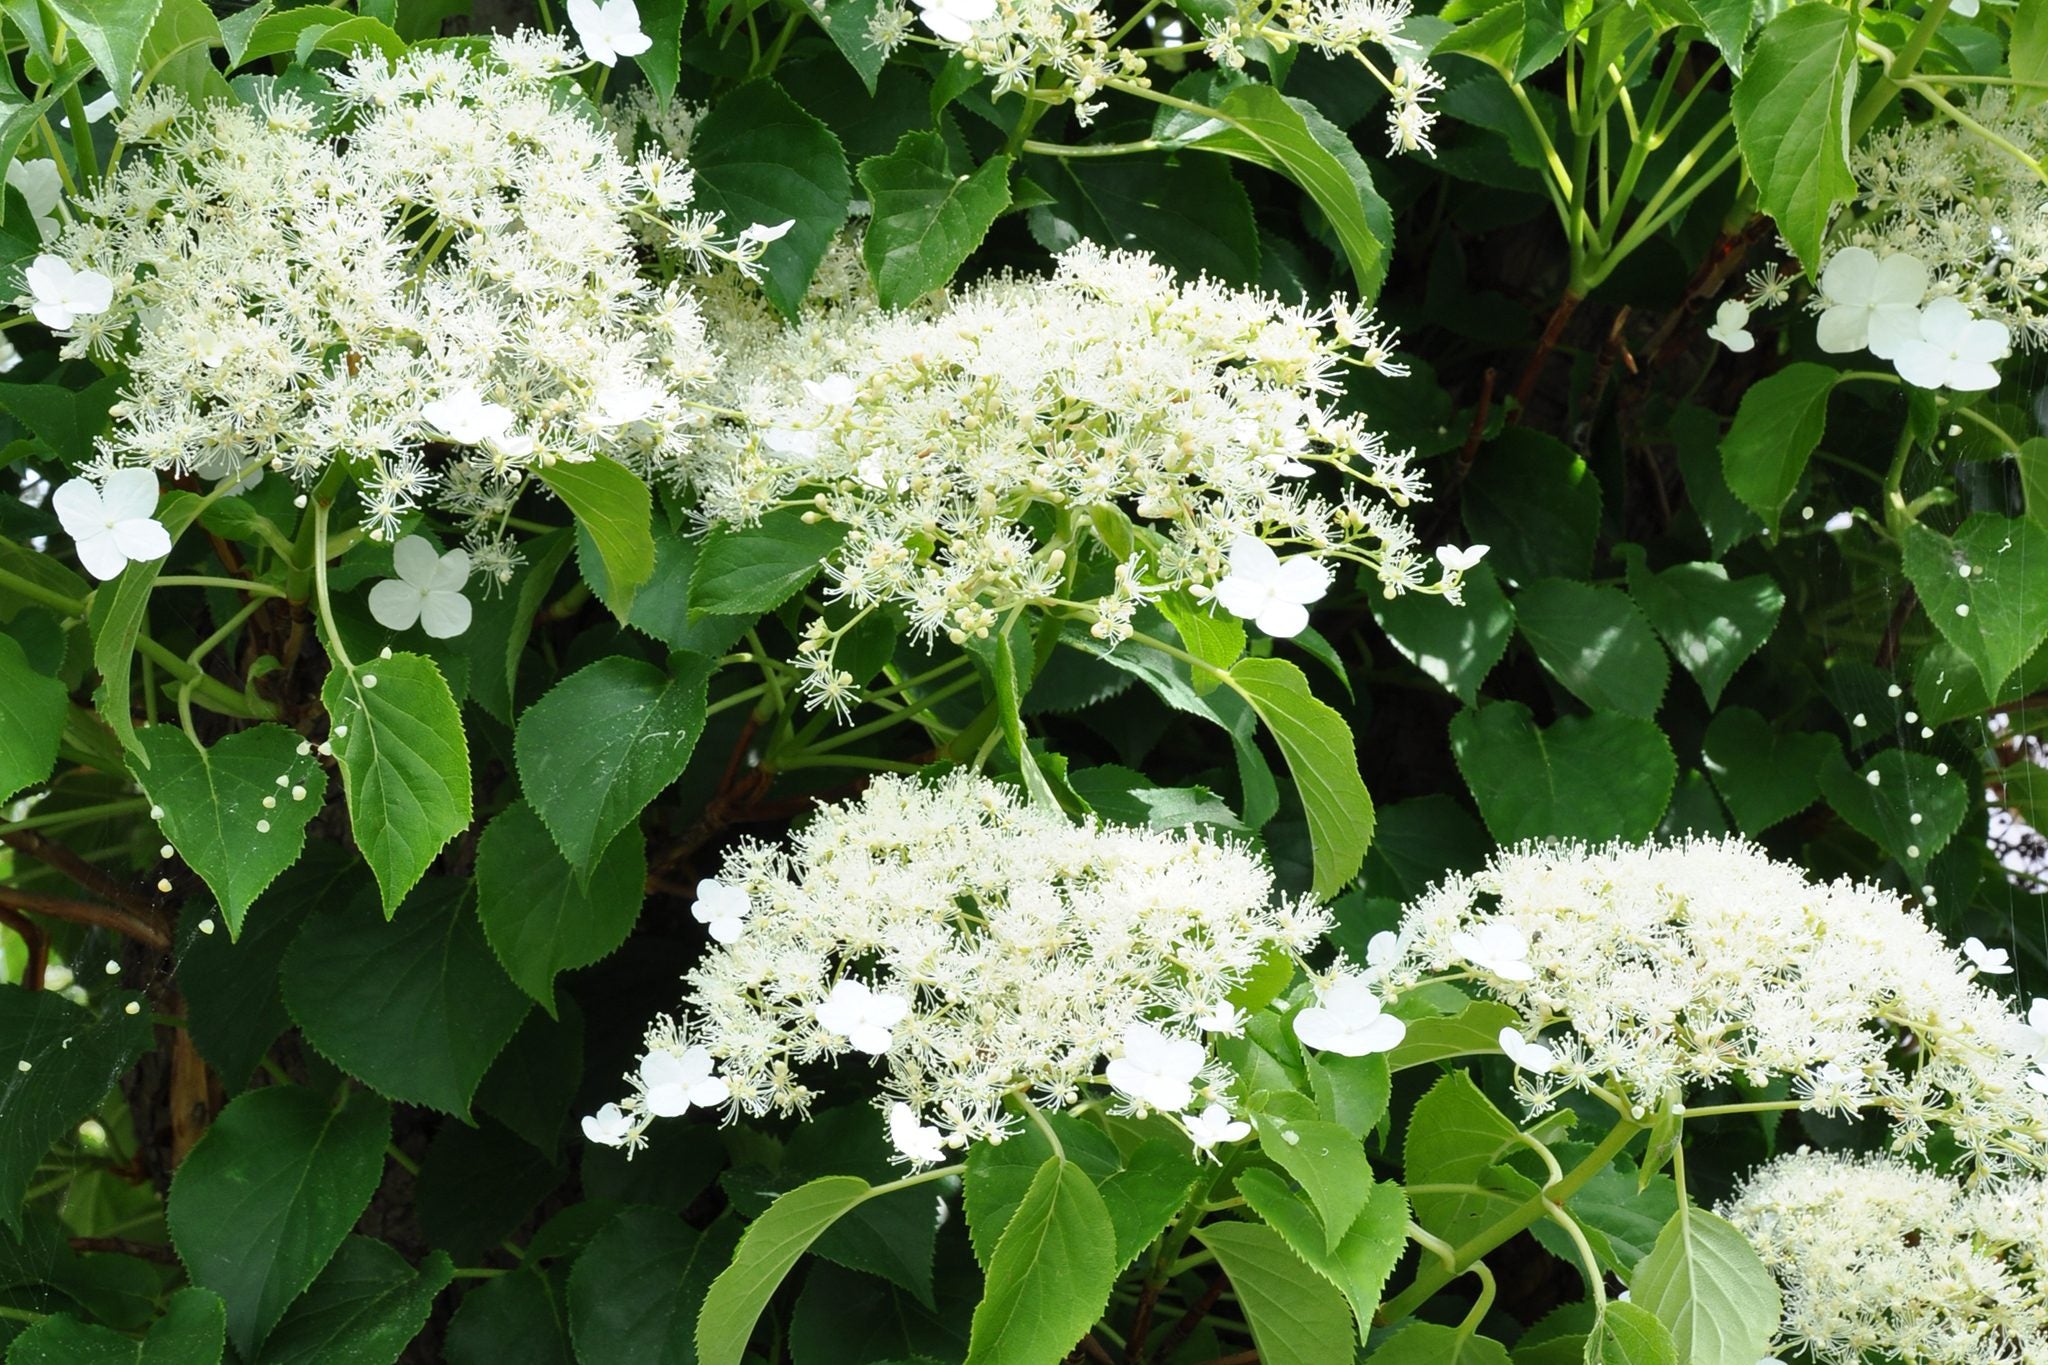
[1814,247,1927,359]
[1889,297,2010,392]
[421,388,532,456]
[803,375,858,407]
[1365,930,1401,971]
[1450,921,1534,981]
[1434,543,1489,573]
[589,380,663,429]
[640,1046,729,1117]
[740,219,795,246]
[888,1103,948,1165]
[1498,1026,1557,1074]
[911,0,997,42]
[1294,976,1406,1056]
[1196,1003,1245,1035]
[52,468,171,581]
[1106,1021,1206,1112]
[581,1102,634,1146]
[691,878,751,944]
[5,160,61,242]
[1962,936,2013,975]
[566,0,653,65]
[1213,534,1331,639]
[816,978,911,1055]
[2011,998,2048,1062]
[22,254,112,331]
[1706,298,1754,353]
[367,536,473,638]
[1183,1103,1251,1151]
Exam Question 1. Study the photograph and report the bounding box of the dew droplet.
[197,919,216,935]
[1936,762,1950,775]
[1956,604,1971,617]
[123,1001,140,1016]
[292,785,308,801]
[296,740,312,756]
[1905,710,1918,723]
[362,674,378,688]
[103,960,119,976]
[155,878,172,892]
[15,1060,29,1074]
[1910,812,1923,826]
[1866,770,1882,787]
[148,805,164,820]
[256,819,271,833]
[1921,726,1934,738]
[1887,684,1903,698]
[159,844,173,859]
[1853,713,1867,727]
[1907,844,1921,858]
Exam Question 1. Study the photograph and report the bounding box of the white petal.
[418,589,472,639]
[367,579,425,631]
[1256,599,1311,638]
[1813,305,1868,355]
[1889,340,1948,391]
[110,517,171,565]
[50,477,104,538]
[1213,575,1271,621]
[1871,251,1929,307]
[949,0,999,18]
[1915,296,1974,348]
[1943,360,2001,392]
[1226,534,1280,580]
[1817,246,1878,305]
[390,535,443,588]
[687,1077,730,1107]
[1955,318,2012,365]
[917,9,974,40]
[1864,304,1924,361]
[428,548,472,594]
[1272,555,1332,605]
[98,468,161,522]
[73,529,128,581]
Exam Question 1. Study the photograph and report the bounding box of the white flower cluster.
[1726,1150,2048,1364]
[1374,838,2048,1170]
[27,36,748,567]
[867,0,1435,147]
[586,771,1330,1159]
[699,241,1449,714]
[1837,89,2048,354]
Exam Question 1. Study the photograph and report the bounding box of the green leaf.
[1717,363,1838,533]
[415,1120,562,1262]
[689,509,848,618]
[1194,1219,1355,1365]
[514,654,713,873]
[1252,1116,1375,1251]
[2021,438,2048,531]
[166,1086,390,1357]
[1816,747,1967,879]
[0,986,150,1232]
[280,880,531,1116]
[585,520,752,659]
[320,654,471,915]
[1512,580,1670,719]
[789,1259,975,1365]
[229,4,343,66]
[1097,1141,1202,1270]
[0,374,123,466]
[1732,4,1857,269]
[1403,1072,1524,1246]
[89,493,200,759]
[858,133,1011,308]
[1230,656,1373,898]
[1363,1321,1511,1365]
[3,1287,226,1365]
[1450,702,1676,843]
[1186,85,1391,298]
[1624,558,1784,708]
[45,0,165,111]
[1588,1301,1679,1365]
[1462,429,1602,587]
[2016,0,2048,99]
[475,800,644,1015]
[537,458,655,623]
[0,630,63,802]
[1236,1168,1405,1338]
[1901,514,2048,698]
[1385,997,1520,1073]
[961,1114,1119,1267]
[1699,707,1836,836]
[252,1237,454,1365]
[568,1207,741,1365]
[697,1176,875,1365]
[1371,562,1514,704]
[130,725,325,937]
[815,0,890,88]
[690,80,852,318]
[1309,1052,1391,1134]
[1027,154,1261,286]
[964,1158,1118,1365]
[446,1267,573,1365]
[1627,1205,1778,1365]
[634,0,686,106]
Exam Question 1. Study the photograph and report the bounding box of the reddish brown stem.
[0,907,49,990]
[1151,1274,1229,1364]
[2,831,168,926]
[69,1237,177,1263]
[1456,368,1498,477]
[1509,292,1582,419]
[0,887,171,952]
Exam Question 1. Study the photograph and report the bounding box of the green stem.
[0,565,84,616]
[134,635,275,719]
[1021,138,1167,158]
[386,1143,419,1177]
[1949,403,2022,452]
[0,1306,45,1324]
[798,673,981,756]
[311,502,354,674]
[1378,1117,1641,1324]
[0,799,150,836]
[154,576,286,598]
[1850,0,1951,138]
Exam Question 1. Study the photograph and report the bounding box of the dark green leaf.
[1461,429,1602,587]
[859,133,1011,307]
[1230,656,1373,898]
[446,1267,573,1365]
[475,799,645,1014]
[690,80,852,318]
[1512,580,1670,719]
[689,509,848,618]
[1717,363,1838,534]
[537,458,655,623]
[1194,1219,1354,1365]
[416,1120,561,1262]
[1699,707,1836,836]
[3,1287,225,1365]
[1817,747,1967,879]
[1732,4,1857,269]
[253,1236,454,1365]
[1625,558,1783,708]
[1627,1204,1778,1365]
[1450,702,1675,843]
[964,1158,1118,1365]
[0,986,150,1232]
[1372,562,1514,704]
[1027,155,1261,286]
[697,1177,874,1365]
[1900,514,2048,698]
[1362,1321,1510,1365]
[568,1207,741,1365]
[0,630,63,802]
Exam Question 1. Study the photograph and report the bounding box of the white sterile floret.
[1706,298,1755,353]
[1726,1151,2048,1364]
[1962,936,2014,975]
[815,978,912,1056]
[1813,247,1927,358]
[596,772,1328,1155]
[51,45,736,542]
[581,1102,634,1146]
[1213,535,1332,639]
[1293,974,1406,1056]
[888,1102,948,1166]
[1108,1021,1207,1112]
[1434,543,1488,573]
[912,0,998,41]
[1379,839,2048,1170]
[1889,296,2011,392]
[1498,1027,1557,1074]
[566,0,654,65]
[366,536,472,638]
[691,878,751,943]
[701,241,1441,705]
[1183,1103,1252,1151]
[640,1046,729,1116]
[21,254,111,331]
[52,468,171,581]
[5,160,61,242]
